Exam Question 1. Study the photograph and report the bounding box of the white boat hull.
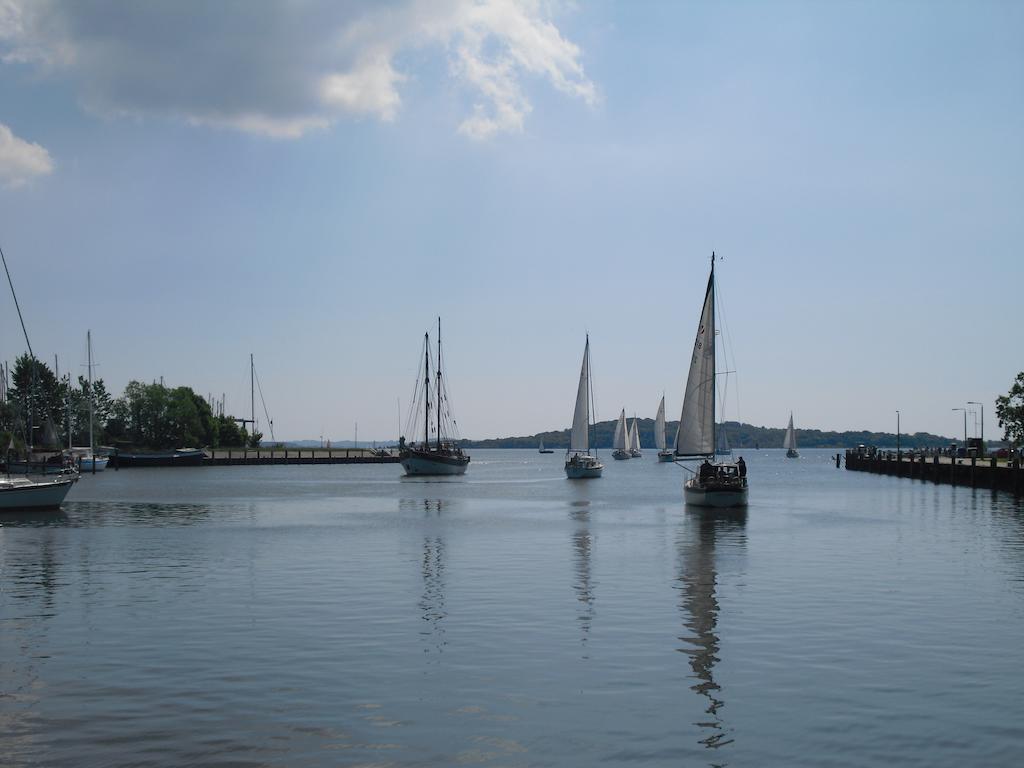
[0,475,77,510]
[657,451,675,463]
[78,456,109,472]
[612,450,631,461]
[684,479,748,508]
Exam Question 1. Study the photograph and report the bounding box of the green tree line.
[461,419,961,450]
[1,354,260,452]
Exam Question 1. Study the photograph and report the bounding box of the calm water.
[2,449,1023,767]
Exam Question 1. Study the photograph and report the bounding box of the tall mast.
[250,353,255,440]
[88,330,94,455]
[424,332,430,448]
[585,335,594,454]
[710,251,716,457]
[436,317,442,451]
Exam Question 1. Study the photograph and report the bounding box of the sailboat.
[70,331,108,472]
[612,409,631,460]
[715,423,731,456]
[0,244,78,510]
[399,319,470,476]
[676,253,748,507]
[629,415,642,457]
[538,440,554,454]
[564,336,603,479]
[656,395,674,461]
[783,412,799,458]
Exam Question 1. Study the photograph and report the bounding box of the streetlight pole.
[896,410,900,457]
[967,401,984,454]
[952,408,967,452]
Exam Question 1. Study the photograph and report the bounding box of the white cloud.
[0,122,54,186]
[0,0,596,140]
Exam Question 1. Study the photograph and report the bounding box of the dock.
[845,450,1023,494]
[205,448,401,466]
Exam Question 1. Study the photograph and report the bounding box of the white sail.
[613,409,628,451]
[675,270,716,456]
[569,338,591,452]
[630,418,641,451]
[655,396,666,451]
[783,413,796,450]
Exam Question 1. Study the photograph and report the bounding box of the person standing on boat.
[737,456,746,477]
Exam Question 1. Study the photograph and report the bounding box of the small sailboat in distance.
[612,409,631,460]
[538,440,554,454]
[656,395,673,462]
[629,415,642,458]
[676,253,748,507]
[783,412,799,458]
[564,336,603,479]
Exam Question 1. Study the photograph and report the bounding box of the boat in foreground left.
[0,474,78,511]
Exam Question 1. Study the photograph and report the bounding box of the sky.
[0,0,1021,443]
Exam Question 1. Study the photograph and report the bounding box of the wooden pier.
[203,448,400,466]
[845,450,1023,494]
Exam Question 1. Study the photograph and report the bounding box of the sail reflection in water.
[569,501,595,654]
[407,499,447,656]
[676,509,747,753]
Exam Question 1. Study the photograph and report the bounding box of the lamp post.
[951,408,967,452]
[967,401,984,454]
[896,410,900,458]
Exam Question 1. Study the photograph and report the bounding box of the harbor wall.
[845,451,1023,494]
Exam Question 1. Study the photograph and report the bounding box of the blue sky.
[1,1,1021,442]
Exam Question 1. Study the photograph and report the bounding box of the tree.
[996,372,1024,448]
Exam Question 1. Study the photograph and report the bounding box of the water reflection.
[569,500,594,655]
[676,508,747,758]
[0,510,68,528]
[411,499,447,655]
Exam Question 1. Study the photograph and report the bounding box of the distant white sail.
[569,339,591,452]
[675,271,716,456]
[655,396,666,451]
[630,417,641,452]
[613,409,628,451]
[783,413,797,451]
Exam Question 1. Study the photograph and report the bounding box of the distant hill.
[459,420,957,450]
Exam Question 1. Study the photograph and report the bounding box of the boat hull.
[657,451,675,462]
[565,454,602,479]
[538,449,554,454]
[786,449,799,458]
[78,456,109,472]
[684,481,748,507]
[401,449,470,476]
[112,449,206,468]
[612,450,631,461]
[0,476,77,510]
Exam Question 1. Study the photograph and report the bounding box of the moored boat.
[0,474,78,511]
[111,448,206,467]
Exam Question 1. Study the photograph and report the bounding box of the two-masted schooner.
[399,319,470,476]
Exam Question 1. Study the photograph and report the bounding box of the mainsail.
[655,396,666,451]
[675,269,716,457]
[569,338,591,452]
[783,413,797,451]
[629,417,641,452]
[613,409,628,452]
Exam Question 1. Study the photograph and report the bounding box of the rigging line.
[0,244,36,361]
[252,365,275,442]
[715,272,741,424]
